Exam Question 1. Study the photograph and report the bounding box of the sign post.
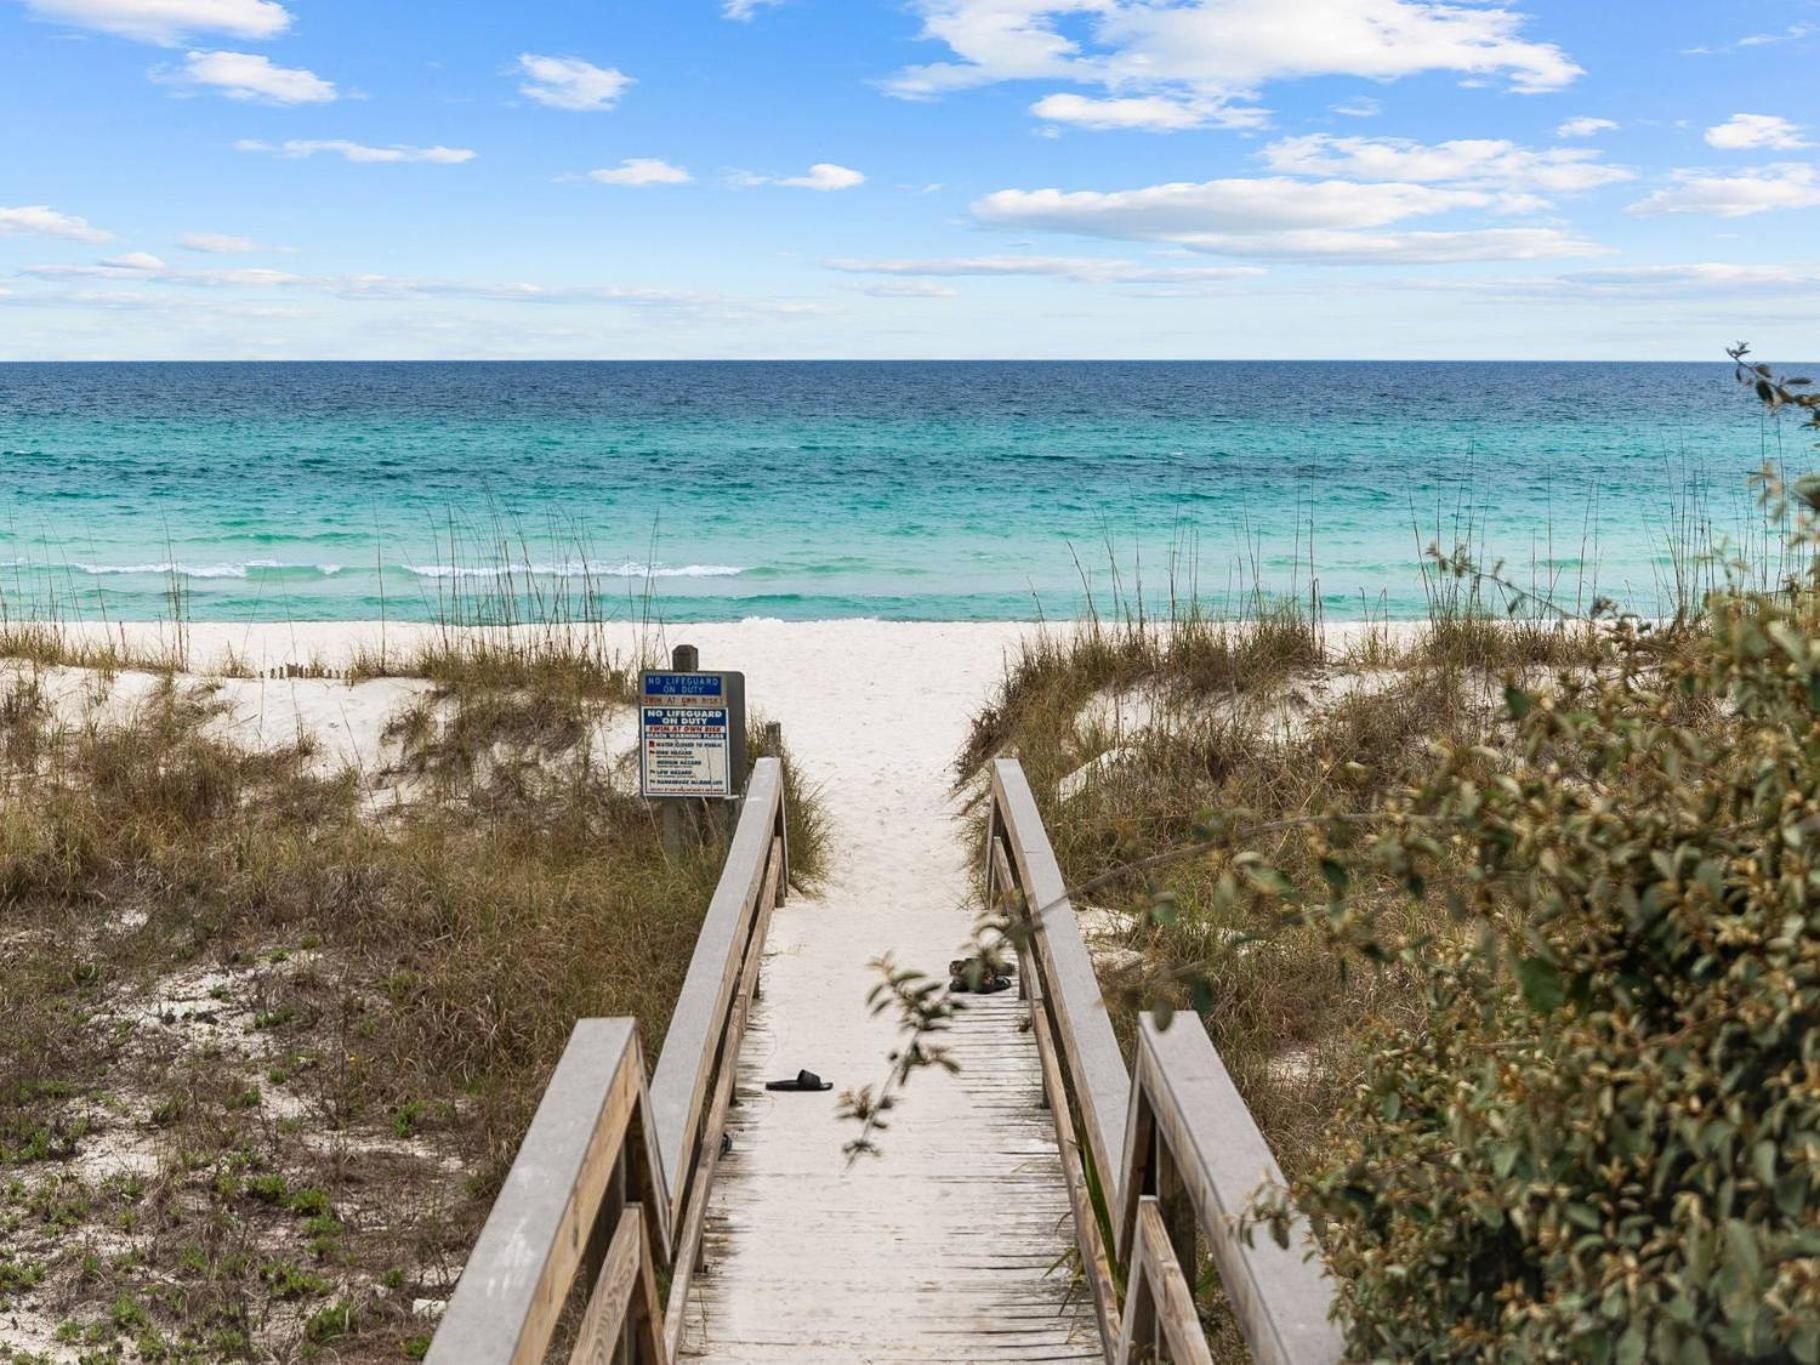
[640,644,746,855]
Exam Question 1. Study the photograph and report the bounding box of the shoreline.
[20,615,1438,675]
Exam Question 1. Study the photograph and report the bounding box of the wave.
[27,559,736,582]
[67,560,345,580]
[400,562,744,580]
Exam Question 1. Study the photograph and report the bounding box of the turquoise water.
[0,361,1799,623]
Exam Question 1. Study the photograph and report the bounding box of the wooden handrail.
[989,758,1129,1199]
[1117,1018,1343,1365]
[986,757,1342,1365]
[423,1020,669,1364]
[649,757,787,1218]
[427,758,789,1364]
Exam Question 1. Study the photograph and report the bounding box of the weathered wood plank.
[566,1207,644,1365]
[632,1206,671,1365]
[1125,1016,1343,1365]
[991,758,1130,1210]
[992,839,1119,1358]
[650,759,785,1219]
[1113,1222,1153,1365]
[1139,1197,1214,1365]
[684,906,1095,1360]
[662,837,785,1360]
[426,1020,651,1365]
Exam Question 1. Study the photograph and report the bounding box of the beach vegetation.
[0,622,823,1359]
[936,347,1820,1359]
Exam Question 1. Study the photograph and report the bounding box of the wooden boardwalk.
[424,627,1342,1365]
[677,634,1097,1361]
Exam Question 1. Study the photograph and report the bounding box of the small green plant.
[304,1214,344,1260]
[108,1292,150,1332]
[285,1187,331,1217]
[391,1099,425,1139]
[304,1302,355,1343]
[0,1254,46,1296]
[259,1259,331,1299]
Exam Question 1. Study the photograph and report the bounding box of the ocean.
[0,360,1799,624]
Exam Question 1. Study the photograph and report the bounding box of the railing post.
[1153,1133,1197,1362]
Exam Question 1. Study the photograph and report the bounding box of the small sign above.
[640,669,746,799]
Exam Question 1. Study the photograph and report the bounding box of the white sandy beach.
[19,615,1418,796]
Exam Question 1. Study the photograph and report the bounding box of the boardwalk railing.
[426,757,789,1365]
[985,757,1344,1365]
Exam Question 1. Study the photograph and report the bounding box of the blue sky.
[2,0,1818,359]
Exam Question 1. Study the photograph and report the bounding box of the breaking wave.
[70,560,345,580]
[399,562,745,580]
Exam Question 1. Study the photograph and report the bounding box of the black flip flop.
[764,1069,833,1092]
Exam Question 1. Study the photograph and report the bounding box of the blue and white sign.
[639,670,745,798]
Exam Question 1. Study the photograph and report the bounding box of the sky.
[2,0,1818,360]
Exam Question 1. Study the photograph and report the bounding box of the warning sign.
[639,670,746,798]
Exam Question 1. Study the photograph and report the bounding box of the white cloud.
[1705,113,1810,151]
[1261,134,1632,194]
[0,205,112,242]
[516,54,631,111]
[0,287,314,319]
[1196,227,1599,261]
[1332,96,1381,118]
[236,139,476,163]
[887,0,1580,133]
[586,158,692,186]
[852,280,960,297]
[1030,92,1265,132]
[1557,115,1617,138]
[723,0,782,17]
[976,176,1488,236]
[20,0,289,44]
[179,231,259,252]
[28,259,305,286]
[1738,21,1818,47]
[1688,22,1818,54]
[1628,164,1820,218]
[825,254,1264,283]
[1561,263,1820,293]
[969,176,1603,260]
[740,162,866,190]
[19,255,819,316]
[781,162,865,190]
[163,49,335,103]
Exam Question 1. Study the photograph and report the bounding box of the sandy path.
[666,623,1100,1361]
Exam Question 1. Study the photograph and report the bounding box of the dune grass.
[0,628,823,1362]
[955,587,1698,1354]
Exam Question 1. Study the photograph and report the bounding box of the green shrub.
[1265,449,1820,1359]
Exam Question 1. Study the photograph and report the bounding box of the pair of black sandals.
[761,956,1016,1094]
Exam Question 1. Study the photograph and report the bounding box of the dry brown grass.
[0,643,823,1363]
[957,600,1699,1353]
[0,622,202,679]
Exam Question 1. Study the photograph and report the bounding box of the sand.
[4,615,1428,1355]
